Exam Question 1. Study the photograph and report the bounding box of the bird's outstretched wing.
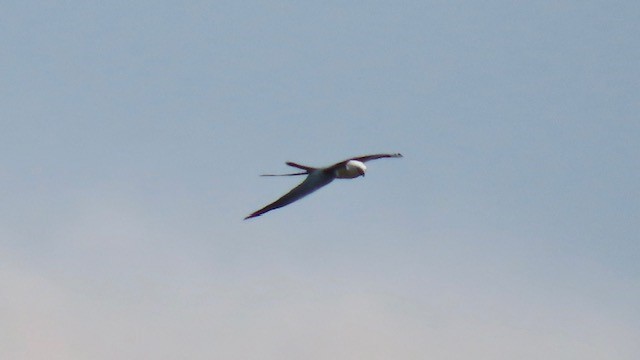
[331,153,403,167]
[244,171,334,219]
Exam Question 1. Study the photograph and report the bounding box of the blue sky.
[2,1,639,359]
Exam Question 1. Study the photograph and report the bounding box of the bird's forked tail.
[285,162,316,171]
[259,162,316,177]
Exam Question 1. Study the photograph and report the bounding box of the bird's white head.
[346,160,367,178]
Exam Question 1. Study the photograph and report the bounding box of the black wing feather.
[244,171,334,219]
[330,153,403,168]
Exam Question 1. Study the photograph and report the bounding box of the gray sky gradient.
[2,1,639,359]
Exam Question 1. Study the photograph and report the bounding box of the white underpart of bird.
[335,160,367,179]
[244,153,402,220]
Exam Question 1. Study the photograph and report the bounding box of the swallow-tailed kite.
[245,153,402,219]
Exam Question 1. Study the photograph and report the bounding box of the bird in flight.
[244,153,403,220]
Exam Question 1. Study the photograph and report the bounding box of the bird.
[244,153,403,219]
